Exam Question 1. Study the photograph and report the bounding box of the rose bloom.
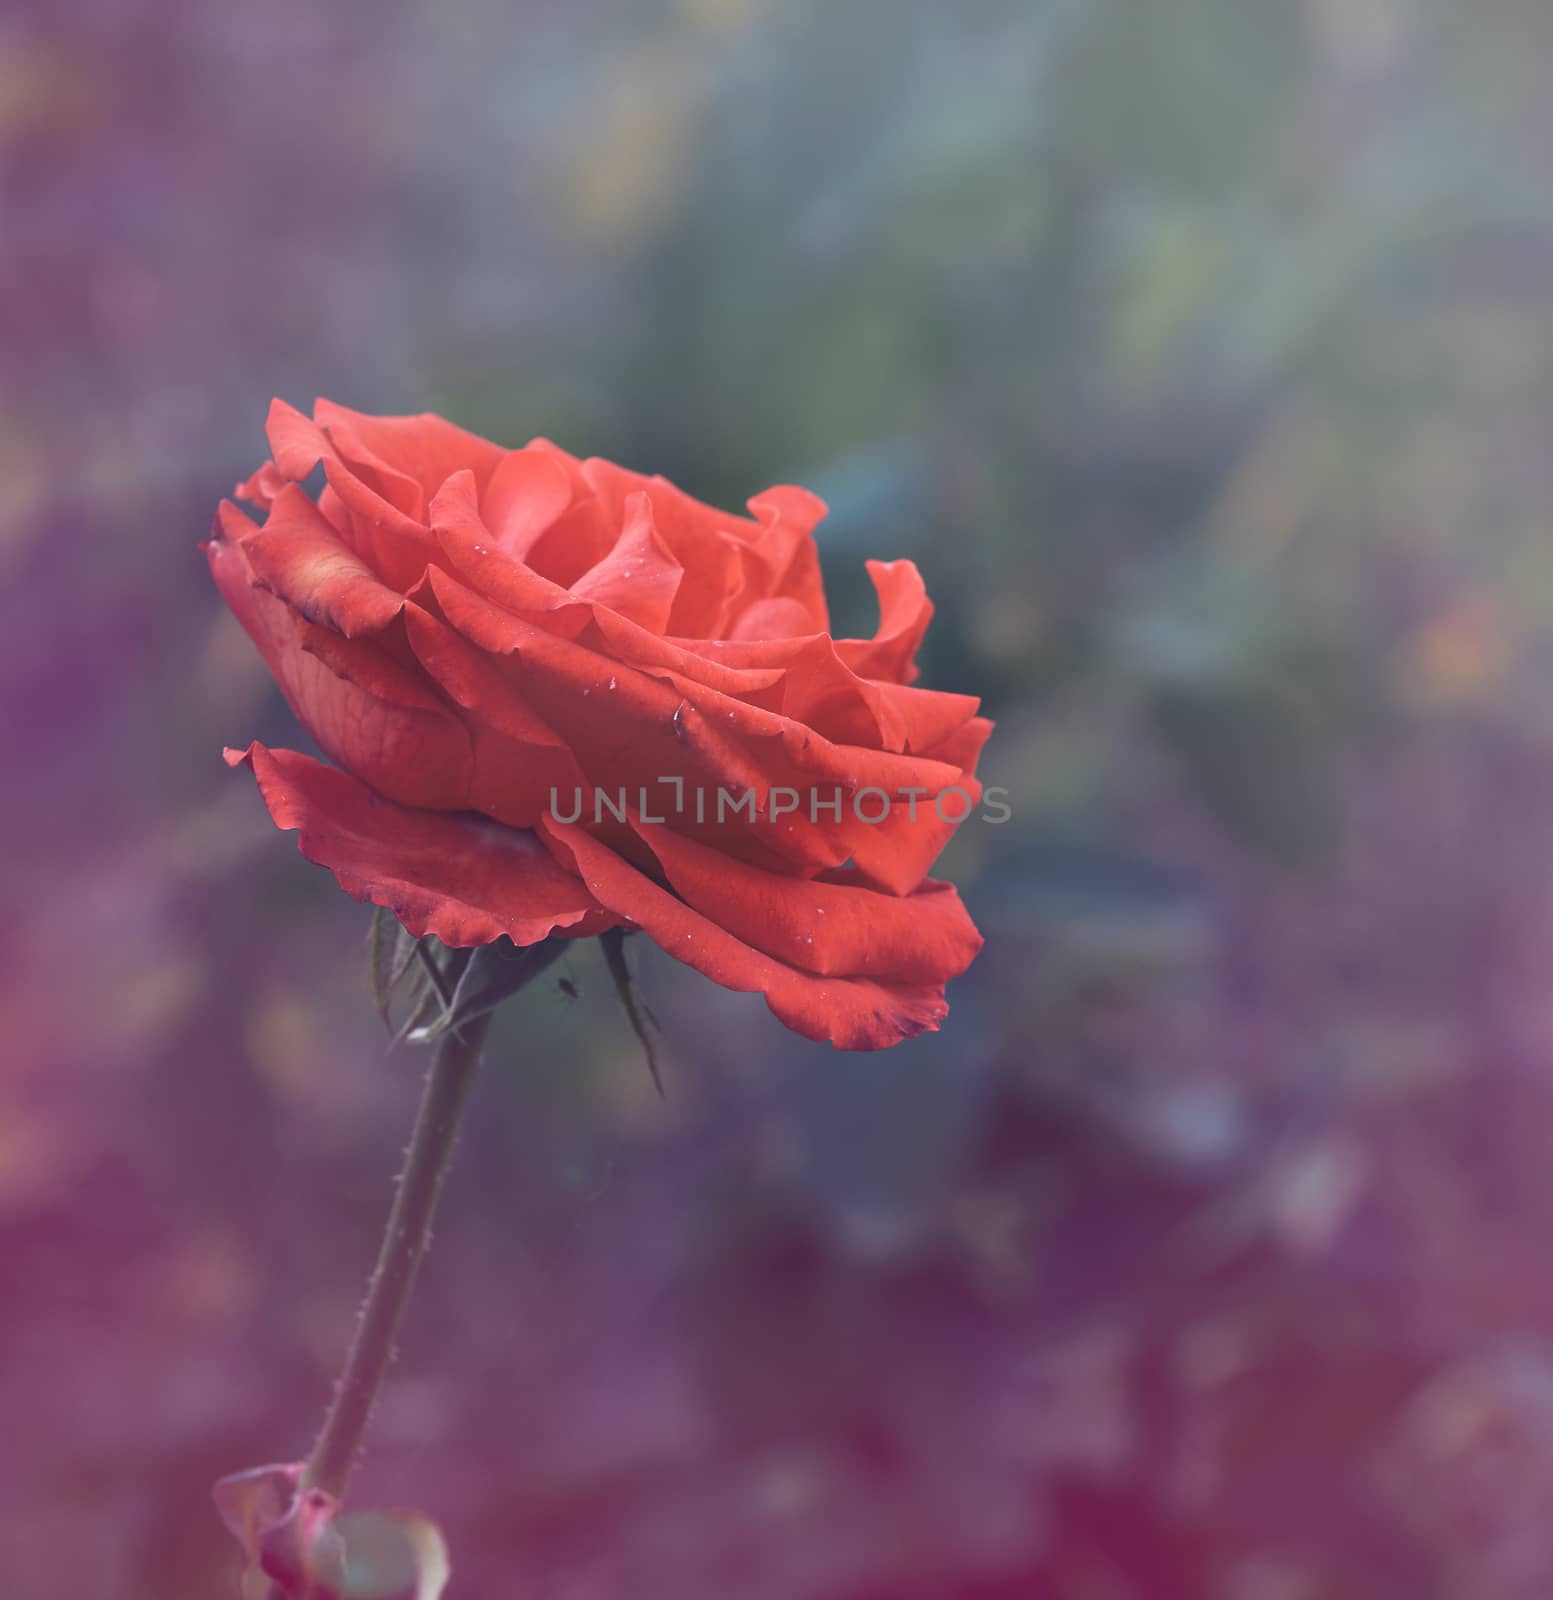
[208,400,991,1048]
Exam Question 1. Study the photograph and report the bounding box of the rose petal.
[841,712,994,893]
[234,459,289,512]
[595,610,791,707]
[865,681,984,753]
[568,491,684,632]
[579,456,753,637]
[634,820,983,984]
[539,817,956,1049]
[426,569,869,876]
[402,602,592,829]
[258,399,440,590]
[739,485,830,633]
[836,559,934,684]
[656,625,980,755]
[263,398,338,483]
[478,444,579,565]
[728,596,821,643]
[426,558,983,889]
[227,744,614,947]
[430,470,596,629]
[237,484,407,639]
[206,518,475,811]
[314,398,505,505]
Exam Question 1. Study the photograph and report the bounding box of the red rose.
[208,399,990,1048]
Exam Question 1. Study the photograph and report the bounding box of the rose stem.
[301,1007,493,1502]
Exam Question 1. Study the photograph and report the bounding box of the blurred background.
[5,0,1553,1594]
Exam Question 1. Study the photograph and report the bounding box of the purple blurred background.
[7,1,1553,1595]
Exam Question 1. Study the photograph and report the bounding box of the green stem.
[301,1009,493,1502]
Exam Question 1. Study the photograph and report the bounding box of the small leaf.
[389,970,447,1050]
[601,929,664,1095]
[367,908,417,1028]
[387,941,470,1049]
[406,938,564,1045]
[368,909,438,1037]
